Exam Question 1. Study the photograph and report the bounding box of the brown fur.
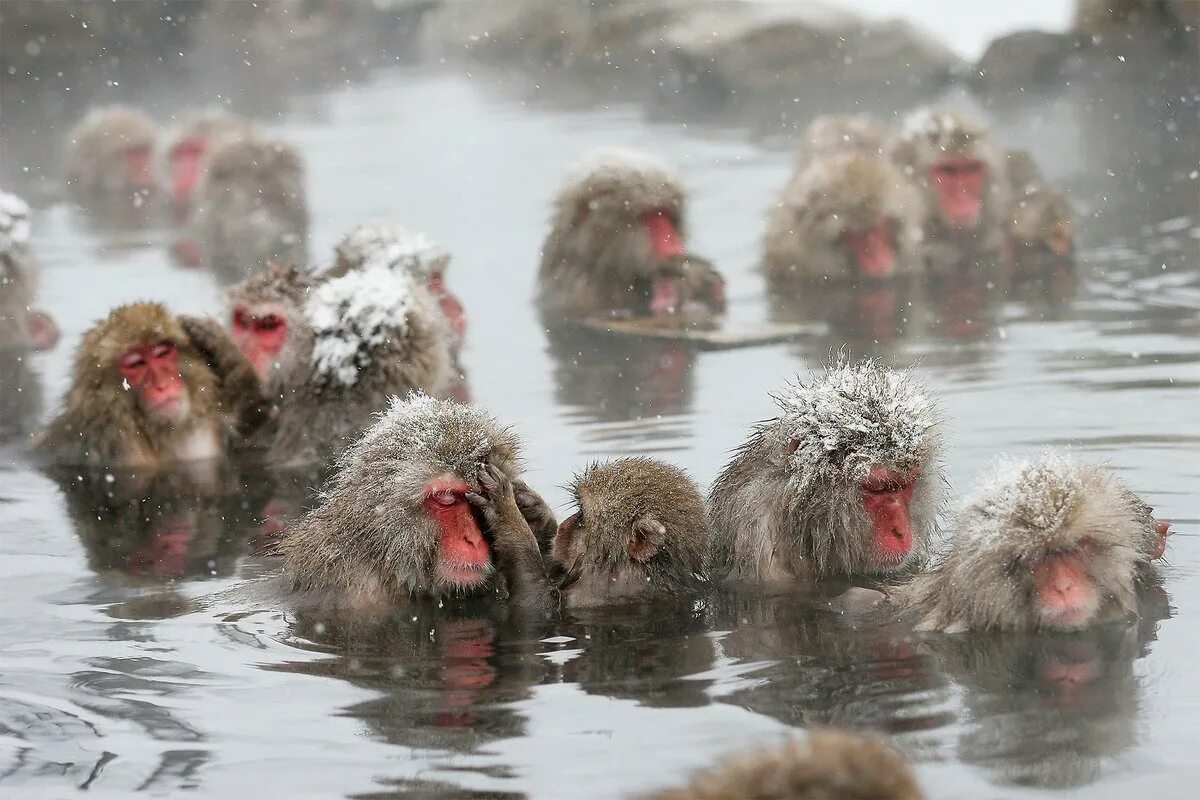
[537,149,724,319]
[280,396,524,608]
[893,108,1011,274]
[800,113,891,162]
[896,452,1162,633]
[553,457,711,608]
[33,302,260,468]
[0,247,38,351]
[1004,150,1074,264]
[64,105,159,207]
[191,135,308,275]
[642,730,922,800]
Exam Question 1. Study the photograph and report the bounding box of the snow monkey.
[161,108,253,218]
[550,457,712,608]
[708,357,943,584]
[896,451,1170,633]
[1,190,58,352]
[34,302,269,468]
[329,222,467,346]
[280,395,556,612]
[537,148,726,321]
[641,729,923,800]
[763,114,925,287]
[191,135,308,276]
[893,108,1011,273]
[226,261,455,465]
[64,105,159,213]
[1004,149,1075,269]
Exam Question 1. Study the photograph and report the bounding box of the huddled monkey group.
[3,96,1173,798]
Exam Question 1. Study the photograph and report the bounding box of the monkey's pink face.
[841,216,896,278]
[121,144,156,192]
[424,474,494,590]
[231,303,288,383]
[169,137,208,214]
[1031,546,1102,630]
[118,340,189,422]
[930,156,986,229]
[859,465,920,570]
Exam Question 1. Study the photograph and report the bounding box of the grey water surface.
[1,63,1198,799]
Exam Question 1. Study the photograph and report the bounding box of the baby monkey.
[897,451,1170,633]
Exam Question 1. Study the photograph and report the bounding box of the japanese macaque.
[228,262,455,464]
[763,142,925,286]
[0,190,58,352]
[33,302,269,468]
[280,395,554,611]
[552,457,710,608]
[642,730,923,800]
[161,108,253,218]
[1005,149,1075,268]
[709,358,943,584]
[537,149,725,322]
[191,135,308,276]
[894,108,1010,273]
[329,222,467,346]
[897,452,1169,633]
[64,105,159,212]
[799,112,892,162]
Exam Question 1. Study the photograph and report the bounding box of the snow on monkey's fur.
[709,357,944,582]
[330,222,450,281]
[281,394,523,604]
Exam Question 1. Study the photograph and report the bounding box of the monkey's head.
[164,109,250,215]
[927,453,1160,632]
[66,105,158,198]
[897,108,998,231]
[802,113,889,160]
[554,457,710,604]
[200,137,306,217]
[784,151,922,281]
[1010,185,1075,259]
[226,262,314,392]
[767,358,942,577]
[330,222,465,341]
[291,395,521,597]
[71,302,214,430]
[304,266,450,391]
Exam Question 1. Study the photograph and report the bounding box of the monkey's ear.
[628,517,666,562]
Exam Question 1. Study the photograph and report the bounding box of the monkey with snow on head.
[191,135,308,276]
[227,262,455,465]
[893,108,1011,274]
[1,190,58,353]
[538,149,725,323]
[64,105,159,216]
[549,457,711,608]
[641,729,923,800]
[328,222,468,348]
[161,108,253,219]
[281,395,556,612]
[709,357,943,585]
[895,451,1170,633]
[34,302,269,469]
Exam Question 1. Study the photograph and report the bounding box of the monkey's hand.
[178,314,272,437]
[512,478,558,555]
[467,464,553,614]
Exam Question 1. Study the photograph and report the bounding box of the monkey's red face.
[930,156,986,228]
[118,340,187,420]
[122,144,155,190]
[426,271,467,340]
[860,465,919,569]
[842,216,896,278]
[1031,547,1101,630]
[169,137,208,212]
[641,208,685,261]
[231,304,288,382]
[424,474,493,589]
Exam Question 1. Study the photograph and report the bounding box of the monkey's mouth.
[1037,595,1101,631]
[437,560,494,589]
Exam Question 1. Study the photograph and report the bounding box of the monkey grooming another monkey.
[550,457,711,608]
[329,222,467,346]
[191,135,308,277]
[537,149,725,322]
[709,357,943,585]
[281,395,553,612]
[34,302,269,468]
[893,108,1011,274]
[161,108,253,219]
[641,729,923,800]
[896,451,1169,633]
[1,190,59,353]
[64,105,160,216]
